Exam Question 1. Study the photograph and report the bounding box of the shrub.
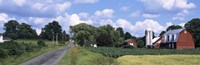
[0,48,8,58]
[37,40,46,47]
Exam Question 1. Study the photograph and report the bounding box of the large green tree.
[4,20,20,39]
[70,23,98,46]
[116,27,124,38]
[18,23,38,39]
[97,25,121,47]
[185,18,200,47]
[166,25,183,31]
[40,21,62,41]
[124,32,132,40]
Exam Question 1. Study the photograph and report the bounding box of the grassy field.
[59,47,113,65]
[0,39,67,65]
[115,55,200,65]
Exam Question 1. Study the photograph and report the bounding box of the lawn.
[59,47,113,65]
[0,39,68,65]
[115,55,200,65]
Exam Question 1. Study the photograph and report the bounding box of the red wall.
[176,30,195,49]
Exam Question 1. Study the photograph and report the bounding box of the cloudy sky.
[0,0,199,37]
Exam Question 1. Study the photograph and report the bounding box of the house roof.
[163,29,184,36]
[125,39,136,43]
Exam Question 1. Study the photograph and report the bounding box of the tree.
[159,31,166,37]
[40,21,62,41]
[137,40,145,48]
[4,20,20,39]
[124,32,132,40]
[70,23,98,46]
[185,18,200,47]
[116,27,124,38]
[18,23,38,39]
[166,25,183,31]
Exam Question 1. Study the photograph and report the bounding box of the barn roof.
[163,29,184,35]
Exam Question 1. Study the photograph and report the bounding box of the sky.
[0,0,199,37]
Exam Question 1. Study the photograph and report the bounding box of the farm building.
[0,33,12,43]
[124,39,137,48]
[153,29,195,49]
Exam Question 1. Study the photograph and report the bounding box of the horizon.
[0,0,199,37]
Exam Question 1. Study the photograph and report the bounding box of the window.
[172,34,174,42]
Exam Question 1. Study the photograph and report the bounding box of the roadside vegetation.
[59,47,113,65]
[0,39,67,65]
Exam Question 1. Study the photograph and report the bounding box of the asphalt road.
[20,42,74,65]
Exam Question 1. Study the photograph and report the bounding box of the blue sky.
[0,0,199,37]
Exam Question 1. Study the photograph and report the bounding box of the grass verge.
[59,47,113,65]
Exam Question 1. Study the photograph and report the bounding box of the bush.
[0,48,8,58]
[37,40,46,47]
[0,41,42,59]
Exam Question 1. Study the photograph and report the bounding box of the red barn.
[153,29,195,49]
[125,39,137,48]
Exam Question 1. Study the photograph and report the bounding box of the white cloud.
[172,10,189,20]
[74,0,98,4]
[99,19,117,28]
[116,19,134,31]
[140,0,196,10]
[56,2,72,13]
[179,23,185,27]
[12,0,26,6]
[0,1,72,18]
[69,14,93,26]
[142,14,160,18]
[120,6,130,12]
[166,22,173,27]
[95,9,115,19]
[129,11,140,18]
[133,19,165,33]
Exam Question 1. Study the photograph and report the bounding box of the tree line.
[70,23,144,47]
[3,20,70,43]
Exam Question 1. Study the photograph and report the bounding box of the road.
[20,42,74,65]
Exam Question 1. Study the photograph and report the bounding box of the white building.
[0,33,11,43]
[0,33,3,43]
[145,29,153,47]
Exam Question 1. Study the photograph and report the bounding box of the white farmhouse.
[0,33,11,43]
[0,33,3,43]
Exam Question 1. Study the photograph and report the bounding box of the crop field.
[87,47,200,58]
[115,55,200,65]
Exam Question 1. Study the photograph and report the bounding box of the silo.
[145,29,153,47]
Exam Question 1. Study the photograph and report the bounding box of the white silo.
[145,29,153,47]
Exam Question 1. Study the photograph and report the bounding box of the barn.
[153,29,195,49]
[124,39,137,48]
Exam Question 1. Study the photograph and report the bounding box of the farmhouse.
[153,29,195,49]
[0,33,12,43]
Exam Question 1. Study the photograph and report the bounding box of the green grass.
[0,39,68,65]
[59,47,113,65]
[115,55,200,65]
